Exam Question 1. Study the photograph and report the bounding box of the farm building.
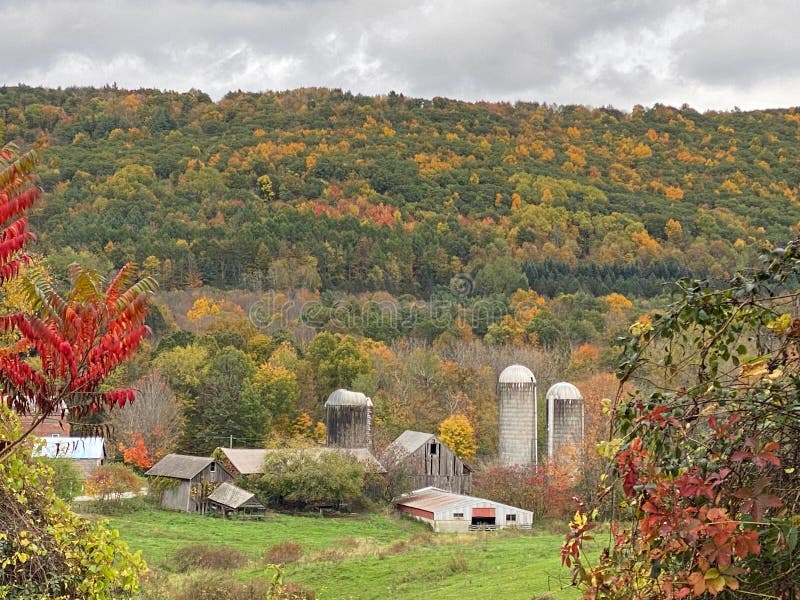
[215,446,385,477]
[207,482,266,518]
[145,454,233,513]
[325,388,373,449]
[34,436,106,477]
[395,487,533,532]
[381,431,472,494]
[546,382,584,458]
[497,364,538,467]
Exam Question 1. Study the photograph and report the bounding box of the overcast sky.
[1,0,797,111]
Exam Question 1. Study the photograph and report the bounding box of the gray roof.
[208,482,264,510]
[218,447,267,475]
[325,389,373,407]
[385,430,435,456]
[546,382,583,400]
[145,454,217,479]
[498,364,536,384]
[262,447,386,473]
[395,486,533,517]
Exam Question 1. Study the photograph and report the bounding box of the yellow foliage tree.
[438,414,477,460]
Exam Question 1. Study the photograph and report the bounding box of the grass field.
[101,504,581,600]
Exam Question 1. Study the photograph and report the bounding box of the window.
[506,514,517,522]
[453,512,464,518]
[210,462,216,473]
[429,443,437,455]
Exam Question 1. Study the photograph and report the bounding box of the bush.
[41,456,82,501]
[173,544,247,572]
[265,541,303,565]
[171,573,269,600]
[250,450,366,510]
[84,462,142,504]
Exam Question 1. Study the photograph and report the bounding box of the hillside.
[2,86,798,301]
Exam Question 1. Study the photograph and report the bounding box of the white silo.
[497,364,538,467]
[546,382,584,459]
[325,389,373,449]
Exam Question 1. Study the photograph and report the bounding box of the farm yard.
[99,504,579,599]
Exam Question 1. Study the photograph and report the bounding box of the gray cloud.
[0,0,797,110]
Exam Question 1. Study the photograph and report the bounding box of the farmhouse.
[395,486,533,532]
[145,453,233,512]
[382,431,472,494]
[207,481,266,518]
[35,436,106,477]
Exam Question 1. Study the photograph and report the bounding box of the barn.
[395,487,533,532]
[215,446,385,478]
[35,436,106,478]
[381,431,472,494]
[145,454,233,513]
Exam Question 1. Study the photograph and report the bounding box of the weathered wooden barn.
[381,431,472,494]
[207,482,266,518]
[35,436,106,477]
[145,454,233,513]
[395,487,533,532]
[215,446,385,477]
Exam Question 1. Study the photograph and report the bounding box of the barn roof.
[395,487,533,518]
[207,482,264,510]
[385,430,434,455]
[325,389,373,407]
[546,381,583,400]
[145,454,220,480]
[217,447,268,475]
[35,436,105,460]
[498,364,536,384]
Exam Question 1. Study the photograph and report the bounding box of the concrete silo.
[325,389,373,449]
[497,364,538,467]
[546,382,584,459]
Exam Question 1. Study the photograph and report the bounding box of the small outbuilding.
[382,431,472,494]
[145,454,233,513]
[395,487,533,532]
[207,482,266,519]
[35,436,106,478]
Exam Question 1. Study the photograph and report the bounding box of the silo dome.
[498,364,536,384]
[325,389,373,407]
[546,382,583,401]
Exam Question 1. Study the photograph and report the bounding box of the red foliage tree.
[0,147,157,461]
[120,432,154,470]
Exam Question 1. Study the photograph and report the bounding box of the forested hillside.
[3,85,799,459]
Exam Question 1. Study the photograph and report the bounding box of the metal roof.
[207,482,264,510]
[218,448,267,475]
[145,454,218,479]
[498,364,536,384]
[384,430,434,456]
[325,389,373,407]
[546,382,583,400]
[35,436,105,460]
[395,487,533,517]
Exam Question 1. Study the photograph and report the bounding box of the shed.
[381,431,472,494]
[207,482,266,518]
[145,454,233,513]
[34,436,106,478]
[395,487,533,532]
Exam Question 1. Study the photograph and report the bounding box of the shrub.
[84,462,142,504]
[173,544,247,572]
[265,541,303,565]
[171,573,269,600]
[41,456,82,501]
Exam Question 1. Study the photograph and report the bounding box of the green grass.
[101,505,580,599]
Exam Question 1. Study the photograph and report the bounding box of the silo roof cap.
[498,364,536,384]
[325,388,373,406]
[546,382,583,400]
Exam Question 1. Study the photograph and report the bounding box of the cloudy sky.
[1,0,797,111]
